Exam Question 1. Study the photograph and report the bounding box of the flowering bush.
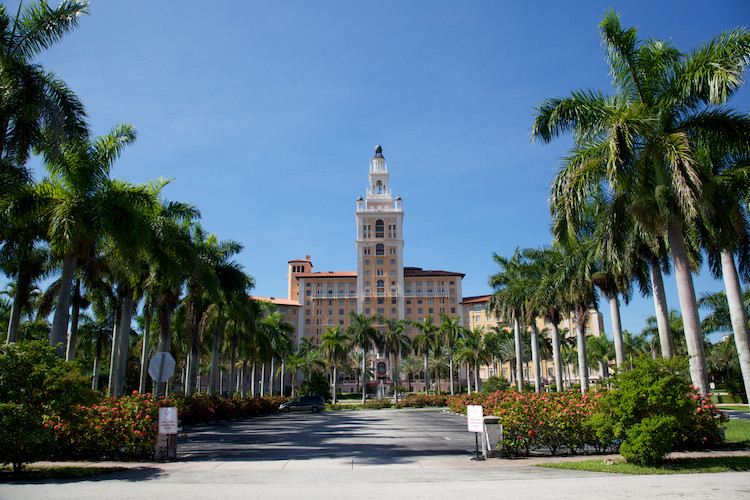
[393,394,447,408]
[47,393,289,460]
[447,389,605,456]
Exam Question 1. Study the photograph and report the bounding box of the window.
[339,309,344,315]
[406,308,412,314]
[365,308,371,314]
[365,270,370,276]
[392,308,397,315]
[305,328,310,335]
[365,298,370,305]
[376,269,384,276]
[305,319,310,325]
[328,300,332,306]
[377,298,384,304]
[418,308,423,315]
[428,299,433,304]
[407,327,412,334]
[376,243,384,255]
[377,308,384,315]
[328,309,333,315]
[365,259,370,266]
[389,248,396,255]
[451,307,456,314]
[339,299,344,305]
[306,290,311,296]
[428,308,434,314]
[305,310,310,316]
[390,270,396,276]
[391,298,396,304]
[350,299,356,306]
[328,319,333,325]
[417,299,422,305]
[375,219,384,238]
[376,259,384,266]
[451,298,456,304]
[364,247,371,255]
[391,259,396,265]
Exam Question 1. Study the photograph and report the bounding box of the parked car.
[279,395,326,413]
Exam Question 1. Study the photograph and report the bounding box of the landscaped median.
[446,357,734,467]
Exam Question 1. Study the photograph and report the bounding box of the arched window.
[375,180,383,194]
[375,219,384,238]
[376,243,384,255]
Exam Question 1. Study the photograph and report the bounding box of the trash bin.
[482,416,503,459]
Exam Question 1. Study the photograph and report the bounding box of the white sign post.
[155,407,178,461]
[467,405,484,460]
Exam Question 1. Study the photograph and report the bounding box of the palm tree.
[347,311,380,403]
[411,315,438,394]
[379,317,411,401]
[533,11,750,396]
[399,355,421,392]
[438,311,463,395]
[321,326,349,404]
[587,335,614,382]
[39,123,139,357]
[456,327,485,393]
[488,249,527,390]
[0,0,89,193]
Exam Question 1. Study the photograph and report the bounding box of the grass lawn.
[723,419,750,447]
[0,465,125,482]
[537,420,750,474]
[538,456,750,474]
[719,404,749,412]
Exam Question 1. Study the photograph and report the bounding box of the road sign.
[148,352,176,383]
[467,405,484,433]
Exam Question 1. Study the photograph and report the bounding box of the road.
[2,408,750,499]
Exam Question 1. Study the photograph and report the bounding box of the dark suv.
[279,395,326,413]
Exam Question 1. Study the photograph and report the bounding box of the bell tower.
[355,146,405,318]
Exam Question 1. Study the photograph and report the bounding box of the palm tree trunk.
[466,363,472,393]
[281,356,287,397]
[138,310,152,394]
[474,362,480,392]
[531,325,541,393]
[448,346,455,396]
[394,349,400,402]
[550,323,563,392]
[109,287,133,397]
[422,353,429,394]
[608,294,625,368]
[668,221,709,396]
[5,269,26,343]
[649,256,673,358]
[362,348,369,403]
[332,365,338,404]
[261,362,266,396]
[513,315,523,391]
[92,341,102,391]
[251,361,257,397]
[65,278,82,361]
[229,337,238,395]
[720,250,750,408]
[50,254,77,357]
[209,324,222,395]
[574,306,589,393]
[270,358,276,396]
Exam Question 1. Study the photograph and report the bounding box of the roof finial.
[374,145,384,159]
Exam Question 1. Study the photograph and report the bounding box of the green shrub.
[619,414,678,466]
[481,376,510,393]
[0,341,95,471]
[298,373,331,401]
[591,356,727,465]
[362,398,392,409]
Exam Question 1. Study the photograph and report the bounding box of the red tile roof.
[460,294,492,305]
[295,271,357,279]
[250,296,301,307]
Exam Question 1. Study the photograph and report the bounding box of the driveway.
[3,408,750,499]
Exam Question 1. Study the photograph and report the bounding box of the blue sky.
[9,0,750,340]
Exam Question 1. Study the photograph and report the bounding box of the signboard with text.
[158,407,178,434]
[467,405,483,433]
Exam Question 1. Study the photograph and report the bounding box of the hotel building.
[254,146,604,392]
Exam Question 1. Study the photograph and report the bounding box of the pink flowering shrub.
[447,389,605,456]
[47,393,289,460]
[393,394,447,408]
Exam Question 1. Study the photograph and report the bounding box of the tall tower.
[356,146,405,318]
